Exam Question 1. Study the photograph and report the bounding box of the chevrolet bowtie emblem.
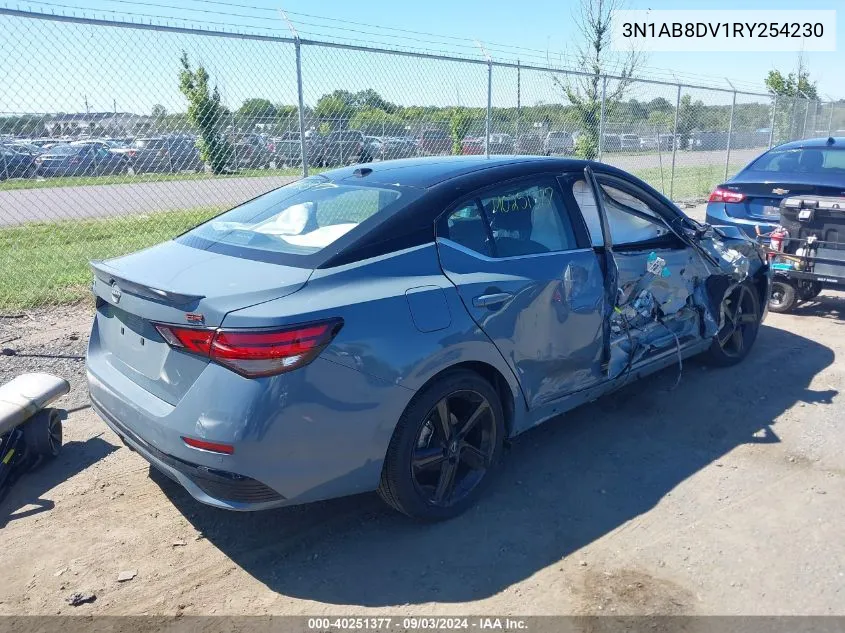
[772,188,789,195]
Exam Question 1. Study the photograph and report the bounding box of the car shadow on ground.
[154,323,836,606]
[790,292,845,321]
[0,435,116,528]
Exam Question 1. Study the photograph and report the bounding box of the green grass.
[0,167,313,192]
[0,207,222,310]
[630,163,746,201]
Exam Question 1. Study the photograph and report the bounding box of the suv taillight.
[155,319,343,378]
[708,187,746,203]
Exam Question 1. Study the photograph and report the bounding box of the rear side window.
[748,148,845,174]
[444,178,580,258]
[182,178,406,256]
[600,185,669,244]
[569,179,670,246]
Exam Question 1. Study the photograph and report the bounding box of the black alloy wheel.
[378,370,505,520]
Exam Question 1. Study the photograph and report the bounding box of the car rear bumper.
[91,396,286,509]
[87,332,413,511]
[705,202,779,239]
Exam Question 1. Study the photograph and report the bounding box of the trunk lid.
[89,240,312,404]
[724,173,845,221]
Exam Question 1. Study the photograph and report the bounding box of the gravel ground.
[1,289,844,616]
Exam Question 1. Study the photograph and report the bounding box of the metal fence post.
[789,96,797,140]
[811,100,819,137]
[485,60,492,158]
[669,83,681,200]
[725,90,736,181]
[516,59,521,146]
[598,75,607,162]
[768,93,777,148]
[294,38,308,177]
[230,110,239,170]
[801,97,810,139]
[165,136,174,173]
[828,102,835,135]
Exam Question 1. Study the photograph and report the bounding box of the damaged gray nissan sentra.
[86,156,770,521]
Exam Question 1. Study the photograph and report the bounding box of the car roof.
[772,137,845,150]
[322,155,596,188]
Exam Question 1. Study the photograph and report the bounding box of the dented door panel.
[437,241,606,408]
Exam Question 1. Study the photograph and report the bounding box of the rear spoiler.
[90,260,205,306]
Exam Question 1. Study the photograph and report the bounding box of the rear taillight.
[154,319,343,378]
[181,436,234,455]
[708,187,746,203]
[127,149,136,158]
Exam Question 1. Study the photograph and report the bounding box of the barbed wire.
[5,0,775,94]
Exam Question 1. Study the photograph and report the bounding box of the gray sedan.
[87,156,769,520]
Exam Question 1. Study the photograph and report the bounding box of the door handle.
[473,292,513,308]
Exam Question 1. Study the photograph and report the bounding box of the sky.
[1,0,842,116]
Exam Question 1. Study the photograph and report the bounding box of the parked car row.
[1,125,772,182]
[0,135,208,179]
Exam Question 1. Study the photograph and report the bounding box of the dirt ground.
[1,290,844,616]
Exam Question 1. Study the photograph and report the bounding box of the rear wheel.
[797,280,823,301]
[768,279,797,314]
[703,281,761,366]
[378,370,505,521]
[23,408,63,458]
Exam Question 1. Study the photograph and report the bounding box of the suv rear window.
[748,148,845,174]
[179,177,410,258]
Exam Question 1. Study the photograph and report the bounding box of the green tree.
[765,60,819,143]
[178,52,231,174]
[353,89,397,113]
[348,108,405,135]
[764,69,818,100]
[449,108,474,155]
[676,94,704,149]
[151,104,168,119]
[236,98,277,130]
[314,90,356,124]
[554,0,642,159]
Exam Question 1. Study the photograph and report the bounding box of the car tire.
[797,281,823,301]
[23,408,63,458]
[768,279,797,314]
[378,369,505,521]
[702,281,761,366]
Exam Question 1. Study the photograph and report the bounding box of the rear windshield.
[747,148,845,174]
[179,177,411,258]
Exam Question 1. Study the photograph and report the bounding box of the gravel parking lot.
[1,204,843,616]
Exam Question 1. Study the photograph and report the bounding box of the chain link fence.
[1,8,842,310]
